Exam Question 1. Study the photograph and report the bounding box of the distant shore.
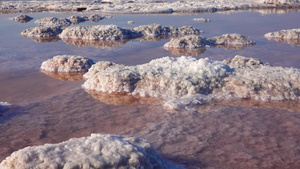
[1,0,300,14]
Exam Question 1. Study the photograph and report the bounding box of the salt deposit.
[217,55,300,101]
[59,25,141,40]
[82,56,231,98]
[0,133,175,169]
[128,21,135,24]
[264,28,300,45]
[41,55,95,72]
[164,35,211,49]
[164,34,255,52]
[0,102,11,112]
[67,15,88,25]
[1,0,300,14]
[10,15,33,23]
[88,14,103,22]
[35,17,71,28]
[193,18,211,22]
[209,33,256,46]
[133,24,201,36]
[21,26,63,38]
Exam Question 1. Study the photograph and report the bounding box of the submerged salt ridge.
[265,28,300,46]
[1,0,300,14]
[0,133,180,169]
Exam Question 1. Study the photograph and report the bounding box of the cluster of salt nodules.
[193,17,211,22]
[0,102,11,112]
[164,34,255,49]
[41,55,95,72]
[264,28,300,45]
[216,55,300,101]
[21,26,63,38]
[11,14,33,23]
[0,133,175,169]
[83,56,231,98]
[133,24,201,36]
[259,0,300,4]
[59,25,141,40]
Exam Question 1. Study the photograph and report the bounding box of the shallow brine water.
[0,9,300,168]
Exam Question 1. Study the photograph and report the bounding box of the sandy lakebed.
[0,0,300,168]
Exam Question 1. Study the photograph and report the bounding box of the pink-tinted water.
[0,10,300,168]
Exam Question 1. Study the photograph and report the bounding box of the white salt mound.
[209,33,256,45]
[59,25,141,40]
[164,35,212,49]
[41,55,95,72]
[217,55,300,101]
[193,18,211,22]
[264,28,300,39]
[0,102,11,112]
[88,14,104,22]
[0,133,176,169]
[11,14,33,23]
[259,0,300,4]
[35,17,72,27]
[82,56,231,97]
[133,24,201,36]
[67,15,88,24]
[21,26,63,38]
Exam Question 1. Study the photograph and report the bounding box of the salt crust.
[0,102,11,112]
[193,18,211,22]
[265,28,300,38]
[41,55,95,72]
[0,133,177,169]
[21,26,63,38]
[10,15,33,23]
[133,24,201,36]
[1,0,300,14]
[82,55,299,110]
[164,34,255,49]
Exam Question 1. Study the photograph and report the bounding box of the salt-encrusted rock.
[265,28,300,39]
[88,14,103,22]
[128,21,135,24]
[164,35,212,49]
[41,55,95,72]
[208,33,256,46]
[133,24,201,36]
[83,56,231,97]
[0,102,11,112]
[193,17,211,22]
[0,133,175,169]
[67,15,89,24]
[264,28,300,45]
[59,25,141,40]
[11,14,33,23]
[21,26,63,38]
[258,0,300,4]
[216,55,300,101]
[35,17,72,27]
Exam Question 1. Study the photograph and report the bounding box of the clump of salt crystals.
[0,133,181,169]
[41,55,95,72]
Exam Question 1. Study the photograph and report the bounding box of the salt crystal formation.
[0,102,11,112]
[193,17,211,22]
[264,28,300,45]
[0,133,175,169]
[82,56,231,98]
[164,35,212,49]
[209,33,256,46]
[67,15,88,24]
[259,0,300,4]
[35,17,72,27]
[217,55,300,101]
[88,14,104,22]
[21,26,63,38]
[164,34,255,53]
[133,24,201,36]
[59,25,142,40]
[41,55,95,72]
[128,21,135,24]
[11,15,33,23]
